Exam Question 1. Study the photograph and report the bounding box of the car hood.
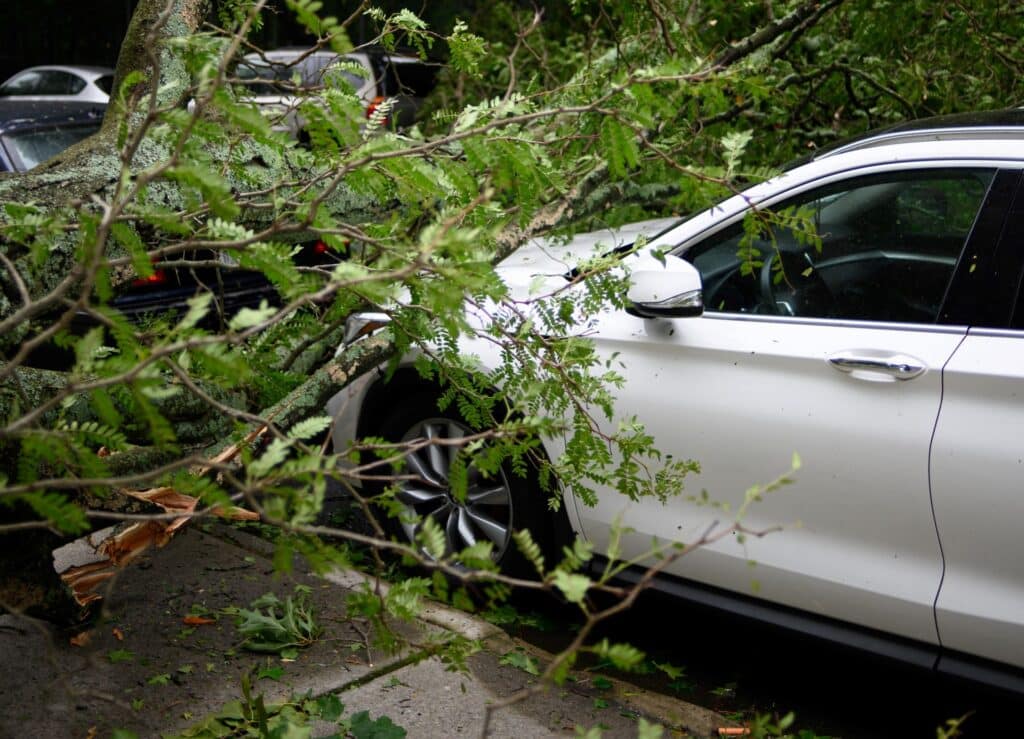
[496,217,680,296]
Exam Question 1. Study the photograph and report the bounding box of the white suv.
[331,109,1024,692]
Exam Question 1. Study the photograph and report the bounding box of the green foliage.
[169,671,381,739]
[499,647,540,676]
[108,649,135,664]
[448,20,487,75]
[233,586,321,654]
[588,639,645,673]
[553,570,591,604]
[348,710,407,739]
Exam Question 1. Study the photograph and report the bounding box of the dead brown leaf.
[69,631,92,647]
[182,615,216,626]
[112,627,124,641]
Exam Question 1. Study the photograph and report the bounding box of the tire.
[370,392,560,578]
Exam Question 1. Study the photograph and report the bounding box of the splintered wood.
[59,429,264,606]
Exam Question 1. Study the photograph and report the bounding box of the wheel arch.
[349,363,577,557]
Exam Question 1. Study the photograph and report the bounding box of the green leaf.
[111,222,153,279]
[176,292,214,333]
[315,694,344,722]
[653,661,686,680]
[249,438,291,478]
[721,130,753,177]
[165,164,239,220]
[229,300,276,332]
[108,649,135,664]
[148,673,172,685]
[287,416,332,442]
[235,587,320,654]
[20,491,88,534]
[600,117,639,180]
[499,649,540,676]
[448,20,487,74]
[417,515,446,561]
[348,710,407,739]
[257,665,284,681]
[553,570,590,604]
[512,529,545,576]
[590,639,644,672]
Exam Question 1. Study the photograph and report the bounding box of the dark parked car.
[0,100,339,368]
[0,99,104,172]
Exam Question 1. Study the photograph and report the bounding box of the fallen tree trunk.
[0,0,854,621]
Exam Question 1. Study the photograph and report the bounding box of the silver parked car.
[235,47,437,136]
[0,65,114,103]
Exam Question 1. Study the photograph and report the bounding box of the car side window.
[688,169,995,323]
[34,71,83,95]
[1,71,44,95]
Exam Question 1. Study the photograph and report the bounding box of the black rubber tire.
[369,392,559,579]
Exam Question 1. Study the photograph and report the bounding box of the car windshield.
[4,124,99,170]
[236,57,362,96]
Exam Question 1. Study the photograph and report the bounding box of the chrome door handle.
[827,352,925,380]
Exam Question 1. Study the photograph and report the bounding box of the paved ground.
[0,522,732,738]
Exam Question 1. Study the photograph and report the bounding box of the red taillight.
[365,96,390,127]
[365,95,384,118]
[131,269,167,288]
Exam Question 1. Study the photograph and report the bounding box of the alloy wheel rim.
[396,418,513,562]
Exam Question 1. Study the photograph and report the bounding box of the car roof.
[654,127,1024,255]
[245,47,423,63]
[0,99,106,133]
[785,108,1024,170]
[9,65,114,79]
[254,47,337,58]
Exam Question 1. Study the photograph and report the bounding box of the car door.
[930,175,1024,674]
[575,164,999,647]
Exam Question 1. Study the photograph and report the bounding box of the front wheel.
[371,393,561,578]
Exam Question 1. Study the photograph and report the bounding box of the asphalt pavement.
[0,522,733,738]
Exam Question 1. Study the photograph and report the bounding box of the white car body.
[330,112,1024,690]
[0,65,113,103]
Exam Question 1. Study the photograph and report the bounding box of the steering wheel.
[759,249,834,317]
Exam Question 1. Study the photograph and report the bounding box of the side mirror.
[344,311,391,344]
[625,253,703,319]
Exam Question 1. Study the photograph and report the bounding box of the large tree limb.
[713,0,847,69]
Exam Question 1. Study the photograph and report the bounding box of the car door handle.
[827,352,926,380]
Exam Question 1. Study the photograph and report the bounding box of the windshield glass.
[236,56,362,96]
[4,124,99,170]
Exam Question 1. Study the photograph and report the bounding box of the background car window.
[237,60,301,95]
[323,62,367,91]
[689,169,994,323]
[95,75,114,95]
[31,71,83,95]
[4,125,99,170]
[0,70,44,95]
